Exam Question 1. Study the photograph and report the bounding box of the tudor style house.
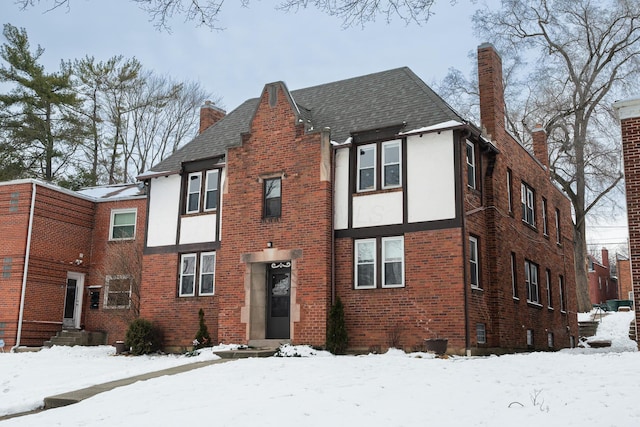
[139,43,577,354]
[0,180,145,349]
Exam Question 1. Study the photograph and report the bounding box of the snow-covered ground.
[1,311,638,426]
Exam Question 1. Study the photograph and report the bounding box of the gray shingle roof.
[148,67,463,175]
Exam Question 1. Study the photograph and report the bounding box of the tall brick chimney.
[199,101,226,134]
[532,124,550,171]
[601,247,609,269]
[478,43,505,144]
[613,96,640,340]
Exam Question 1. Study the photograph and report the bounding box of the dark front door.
[63,277,77,328]
[266,262,291,339]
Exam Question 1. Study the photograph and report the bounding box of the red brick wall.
[335,229,466,353]
[21,185,95,346]
[82,198,147,344]
[618,259,632,301]
[0,183,32,347]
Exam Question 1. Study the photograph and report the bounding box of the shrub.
[125,318,161,355]
[326,296,348,355]
[194,308,211,349]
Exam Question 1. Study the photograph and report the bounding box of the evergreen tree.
[194,308,211,349]
[326,297,348,355]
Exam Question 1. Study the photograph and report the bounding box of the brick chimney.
[532,124,550,171]
[613,96,640,339]
[601,247,609,270]
[199,101,226,134]
[478,43,505,144]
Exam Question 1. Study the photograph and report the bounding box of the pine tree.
[326,297,348,355]
[194,308,211,349]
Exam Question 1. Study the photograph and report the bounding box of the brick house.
[0,179,145,349]
[588,248,619,305]
[617,255,632,302]
[614,96,640,338]
[139,43,577,354]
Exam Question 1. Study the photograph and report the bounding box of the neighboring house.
[0,179,145,349]
[139,43,577,354]
[615,96,640,339]
[588,248,618,305]
[617,255,633,303]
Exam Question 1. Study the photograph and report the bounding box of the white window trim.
[199,252,216,295]
[559,275,566,313]
[109,208,137,241]
[476,323,486,344]
[542,198,548,236]
[104,275,132,309]
[382,140,402,189]
[511,253,519,300]
[179,253,197,297]
[466,140,476,189]
[555,209,561,244]
[546,269,553,309]
[355,239,377,289]
[521,183,535,226]
[382,236,404,288]
[186,172,202,214]
[507,170,513,213]
[204,170,219,212]
[470,236,480,289]
[356,144,376,192]
[525,260,540,304]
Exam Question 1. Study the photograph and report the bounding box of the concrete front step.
[44,330,107,347]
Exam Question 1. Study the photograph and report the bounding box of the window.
[2,257,11,279]
[356,139,402,192]
[559,275,566,312]
[104,275,132,309]
[527,329,534,347]
[525,260,540,304]
[382,140,402,189]
[507,169,513,213]
[382,237,404,288]
[179,252,216,297]
[542,198,548,235]
[476,323,486,344]
[264,177,282,218]
[204,170,219,211]
[466,140,476,189]
[110,209,136,240]
[355,239,376,289]
[546,269,553,309]
[357,144,376,191]
[521,182,535,226]
[469,236,480,289]
[547,332,554,348]
[355,236,404,289]
[186,169,220,214]
[186,172,202,214]
[199,252,216,295]
[511,252,518,299]
[555,208,561,244]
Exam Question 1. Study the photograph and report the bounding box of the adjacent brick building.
[139,43,578,354]
[0,180,145,349]
[588,248,619,305]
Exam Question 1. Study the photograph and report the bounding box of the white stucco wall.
[406,132,456,222]
[179,214,217,244]
[334,147,350,230]
[146,175,181,247]
[352,191,404,228]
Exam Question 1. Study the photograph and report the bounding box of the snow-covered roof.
[76,183,146,201]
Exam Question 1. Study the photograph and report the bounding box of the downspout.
[11,181,36,352]
[458,132,471,356]
[328,129,336,305]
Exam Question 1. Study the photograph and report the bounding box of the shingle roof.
[147,67,463,175]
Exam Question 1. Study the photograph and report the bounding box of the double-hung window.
[542,198,548,236]
[521,182,535,226]
[179,252,216,297]
[469,236,480,289]
[186,170,220,214]
[104,275,132,309]
[357,144,376,191]
[110,209,136,240]
[466,140,476,189]
[559,275,566,312]
[546,269,553,309]
[555,208,561,244]
[525,260,540,304]
[356,139,402,192]
[264,177,282,219]
[511,252,518,299]
[355,236,404,289]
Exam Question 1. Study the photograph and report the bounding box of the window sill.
[182,210,217,217]
[354,187,402,197]
[471,286,483,292]
[527,301,543,309]
[513,297,520,302]
[521,220,537,231]
[262,217,281,223]
[547,306,554,311]
[381,284,405,289]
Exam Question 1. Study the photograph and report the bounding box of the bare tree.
[16,0,442,31]
[467,0,640,312]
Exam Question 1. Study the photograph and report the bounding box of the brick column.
[614,96,640,345]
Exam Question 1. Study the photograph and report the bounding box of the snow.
[399,120,464,135]
[1,312,638,426]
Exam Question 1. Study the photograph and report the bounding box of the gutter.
[12,182,36,352]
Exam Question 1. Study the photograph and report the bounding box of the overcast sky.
[4,0,485,112]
